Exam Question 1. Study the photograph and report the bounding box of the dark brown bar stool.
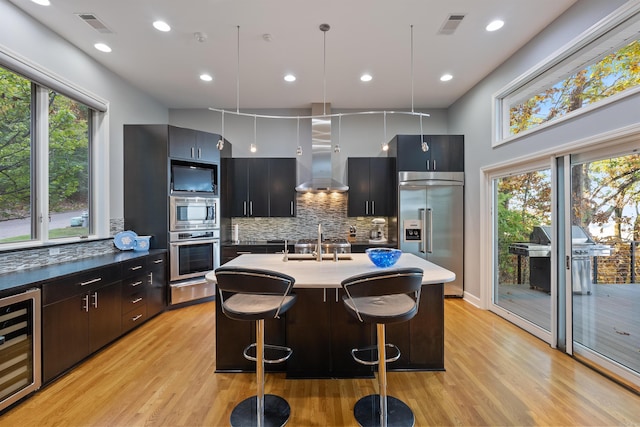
[341,268,424,427]
[215,266,297,427]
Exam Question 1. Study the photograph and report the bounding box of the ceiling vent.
[438,14,466,35]
[75,13,113,34]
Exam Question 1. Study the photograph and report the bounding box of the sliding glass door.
[570,151,640,376]
[489,145,639,387]
[493,167,553,338]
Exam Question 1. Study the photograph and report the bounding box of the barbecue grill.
[508,225,612,294]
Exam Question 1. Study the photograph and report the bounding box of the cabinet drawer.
[122,306,147,333]
[121,258,147,278]
[122,290,146,313]
[122,274,148,295]
[43,264,120,305]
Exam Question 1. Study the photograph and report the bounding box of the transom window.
[494,5,640,145]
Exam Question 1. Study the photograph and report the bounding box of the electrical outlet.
[49,247,60,256]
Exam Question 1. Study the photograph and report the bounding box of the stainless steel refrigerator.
[396,171,464,297]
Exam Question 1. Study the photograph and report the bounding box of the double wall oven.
[168,165,220,305]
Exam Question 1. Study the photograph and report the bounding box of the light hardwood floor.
[2,299,639,426]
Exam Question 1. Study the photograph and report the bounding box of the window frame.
[492,2,640,147]
[0,60,110,250]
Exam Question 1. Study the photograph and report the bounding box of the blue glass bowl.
[366,248,402,268]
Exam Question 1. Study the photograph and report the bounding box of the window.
[0,66,94,245]
[494,5,640,145]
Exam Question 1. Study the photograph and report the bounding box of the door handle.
[419,208,426,253]
[82,294,89,312]
[92,291,98,309]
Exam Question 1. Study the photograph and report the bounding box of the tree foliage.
[0,67,89,222]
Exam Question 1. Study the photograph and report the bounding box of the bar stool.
[215,266,297,427]
[341,268,424,427]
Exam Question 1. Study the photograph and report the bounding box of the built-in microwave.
[170,161,218,195]
[170,196,219,231]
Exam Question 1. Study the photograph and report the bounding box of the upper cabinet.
[168,126,220,163]
[347,157,395,217]
[230,157,296,218]
[388,135,464,172]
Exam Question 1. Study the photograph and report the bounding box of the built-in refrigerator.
[395,171,464,297]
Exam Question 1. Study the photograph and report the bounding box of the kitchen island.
[205,253,454,378]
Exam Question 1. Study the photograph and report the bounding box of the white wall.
[447,0,635,300]
[0,1,169,222]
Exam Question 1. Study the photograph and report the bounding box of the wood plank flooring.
[2,299,639,426]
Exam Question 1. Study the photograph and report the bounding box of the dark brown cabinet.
[168,126,220,163]
[388,134,464,172]
[230,158,296,217]
[286,288,372,378]
[42,265,122,383]
[42,252,167,384]
[347,157,395,217]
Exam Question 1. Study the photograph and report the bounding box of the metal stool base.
[230,394,290,427]
[353,394,415,427]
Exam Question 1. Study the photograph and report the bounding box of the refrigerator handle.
[423,208,433,254]
[419,208,426,253]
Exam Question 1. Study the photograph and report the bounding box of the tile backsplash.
[231,193,390,242]
[0,218,123,274]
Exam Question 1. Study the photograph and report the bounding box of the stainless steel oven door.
[169,237,220,282]
[169,196,219,231]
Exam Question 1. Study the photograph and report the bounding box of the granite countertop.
[206,252,454,289]
[0,249,166,296]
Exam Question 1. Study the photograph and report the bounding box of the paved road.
[0,210,84,239]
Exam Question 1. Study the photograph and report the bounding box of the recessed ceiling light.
[486,20,504,32]
[284,74,296,82]
[360,74,373,82]
[200,74,213,82]
[31,0,50,5]
[153,20,171,32]
[94,43,112,53]
[440,74,453,82]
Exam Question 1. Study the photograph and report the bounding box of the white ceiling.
[9,0,577,110]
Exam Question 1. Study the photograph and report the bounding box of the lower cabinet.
[42,277,122,383]
[285,288,373,378]
[42,252,168,384]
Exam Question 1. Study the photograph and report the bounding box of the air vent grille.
[75,13,113,34]
[438,14,466,35]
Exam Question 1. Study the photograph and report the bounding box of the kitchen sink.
[286,253,353,261]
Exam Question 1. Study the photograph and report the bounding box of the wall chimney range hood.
[295,103,348,192]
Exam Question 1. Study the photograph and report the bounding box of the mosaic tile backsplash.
[230,193,390,243]
[0,218,123,274]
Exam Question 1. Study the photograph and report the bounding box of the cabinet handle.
[132,297,143,304]
[290,201,294,216]
[371,200,375,215]
[130,265,143,271]
[335,288,339,303]
[323,288,327,303]
[433,159,437,170]
[132,314,143,322]
[148,272,153,283]
[191,147,195,158]
[82,294,89,312]
[249,201,253,216]
[365,201,369,215]
[153,259,163,264]
[243,201,247,216]
[198,148,202,158]
[131,280,143,287]
[80,277,101,287]
[92,292,98,309]
[426,160,430,171]
[237,251,252,254]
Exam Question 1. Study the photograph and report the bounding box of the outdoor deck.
[496,282,639,373]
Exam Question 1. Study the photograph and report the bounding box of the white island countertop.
[205,253,455,289]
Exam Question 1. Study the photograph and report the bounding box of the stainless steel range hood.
[295,103,348,192]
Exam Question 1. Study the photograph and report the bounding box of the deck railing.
[593,240,640,285]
